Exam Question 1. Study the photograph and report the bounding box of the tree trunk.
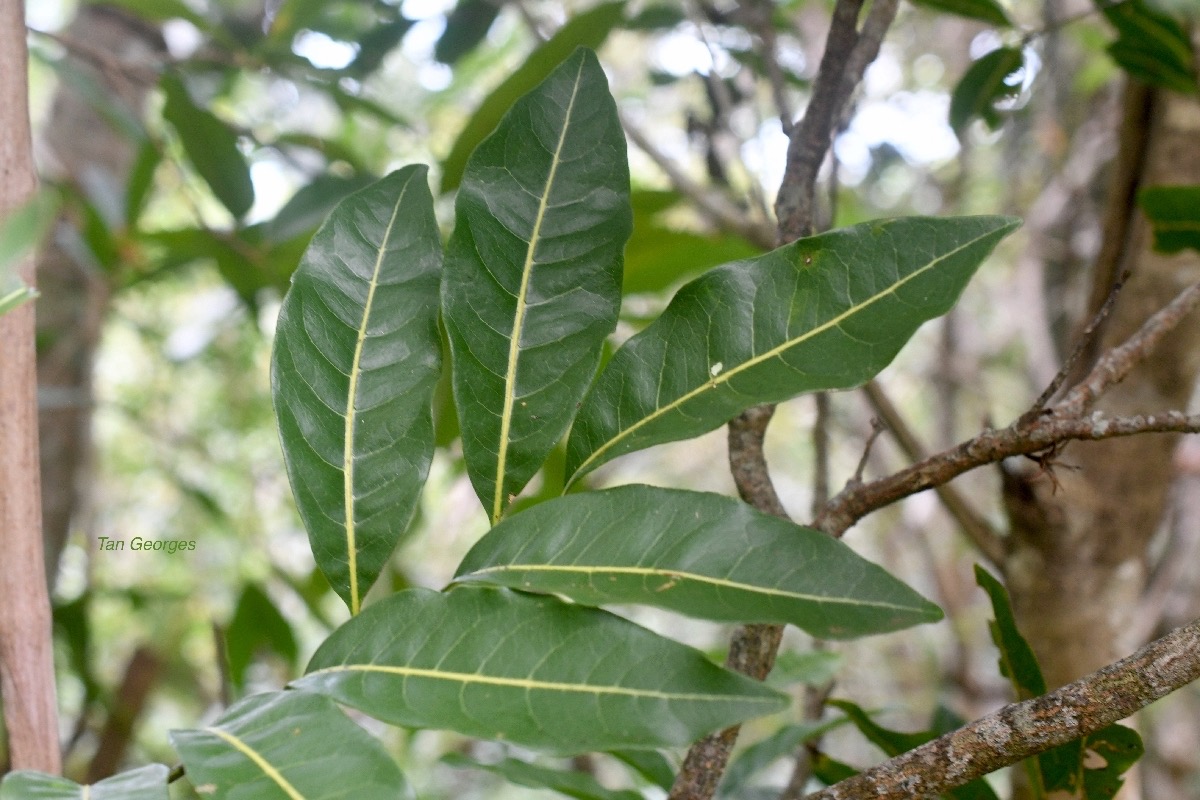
[1002,84,1200,798]
[35,5,163,587]
[0,0,61,773]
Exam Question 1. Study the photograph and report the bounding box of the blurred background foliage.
[10,0,1200,797]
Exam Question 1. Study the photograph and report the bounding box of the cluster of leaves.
[940,0,1199,135]
[3,41,1021,798]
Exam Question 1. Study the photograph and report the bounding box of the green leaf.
[828,700,931,755]
[824,701,1000,800]
[226,583,299,691]
[171,691,410,800]
[949,47,1024,133]
[607,749,676,790]
[442,48,632,523]
[455,485,943,637]
[1097,0,1198,94]
[294,587,787,753]
[266,173,380,244]
[85,0,212,30]
[440,3,626,193]
[975,565,1075,794]
[1138,185,1200,253]
[443,754,643,800]
[160,73,255,220]
[0,766,168,800]
[766,650,842,689]
[624,224,762,295]
[567,216,1020,483]
[720,719,846,796]
[125,140,162,228]
[1081,725,1143,799]
[272,166,443,613]
[906,0,1011,26]
[435,0,505,64]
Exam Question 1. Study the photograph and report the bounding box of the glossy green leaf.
[567,216,1020,483]
[720,718,846,796]
[171,691,410,800]
[439,4,625,193]
[295,587,787,753]
[161,73,255,220]
[1098,0,1197,94]
[442,48,632,523]
[455,485,942,636]
[0,766,168,800]
[443,754,643,800]
[1139,185,1200,253]
[226,583,299,690]
[906,0,1010,26]
[949,48,1024,133]
[272,167,443,613]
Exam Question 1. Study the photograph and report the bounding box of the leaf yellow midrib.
[206,727,306,800]
[307,664,778,703]
[466,564,920,611]
[344,177,411,615]
[571,228,1002,481]
[492,60,586,525]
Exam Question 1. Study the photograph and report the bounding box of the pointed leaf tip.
[567,215,1020,483]
[443,47,632,523]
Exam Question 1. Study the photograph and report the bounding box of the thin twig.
[811,393,831,517]
[864,381,1005,566]
[621,111,776,250]
[1019,270,1130,424]
[1060,281,1200,414]
[804,616,1200,799]
[669,407,788,800]
[850,418,885,486]
[817,278,1200,537]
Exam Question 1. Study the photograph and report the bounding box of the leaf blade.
[566,216,1020,483]
[0,766,168,800]
[294,587,787,753]
[160,74,255,220]
[443,48,632,522]
[272,166,443,613]
[170,691,410,800]
[439,4,625,193]
[455,485,942,637]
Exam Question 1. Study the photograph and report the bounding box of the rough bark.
[35,5,164,587]
[0,0,61,773]
[1002,85,1200,797]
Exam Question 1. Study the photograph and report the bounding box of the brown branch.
[818,278,1200,537]
[863,381,1005,566]
[817,409,1200,538]
[669,406,788,800]
[85,647,161,782]
[1060,280,1200,415]
[774,0,898,241]
[805,616,1200,799]
[0,0,61,774]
